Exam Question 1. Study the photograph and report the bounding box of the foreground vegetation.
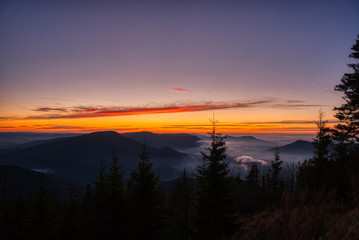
[0,35,358,240]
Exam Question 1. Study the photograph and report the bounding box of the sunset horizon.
[1,1,358,134]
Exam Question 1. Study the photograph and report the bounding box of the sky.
[0,0,358,134]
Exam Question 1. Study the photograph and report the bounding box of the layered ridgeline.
[0,131,198,185]
[0,131,315,186]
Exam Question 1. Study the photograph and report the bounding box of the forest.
[0,35,358,240]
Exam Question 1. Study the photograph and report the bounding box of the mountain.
[0,131,189,184]
[0,165,81,201]
[0,132,78,149]
[122,131,201,149]
[227,135,271,144]
[272,140,314,154]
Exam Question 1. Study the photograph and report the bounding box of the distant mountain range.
[0,131,317,201]
[270,140,314,154]
[227,135,272,144]
[0,131,192,184]
[123,131,201,149]
[0,132,78,149]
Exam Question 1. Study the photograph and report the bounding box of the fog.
[173,133,315,179]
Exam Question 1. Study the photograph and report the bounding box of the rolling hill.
[122,131,201,149]
[271,140,314,154]
[0,131,189,184]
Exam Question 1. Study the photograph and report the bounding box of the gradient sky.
[1,0,358,133]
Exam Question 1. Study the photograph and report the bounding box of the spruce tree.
[313,110,332,163]
[195,123,236,239]
[88,160,108,240]
[332,34,359,198]
[25,181,57,240]
[106,153,128,239]
[270,148,283,193]
[269,149,283,205]
[61,186,80,240]
[172,169,194,240]
[243,164,260,212]
[333,34,359,145]
[128,144,166,240]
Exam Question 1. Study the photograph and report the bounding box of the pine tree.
[172,169,194,240]
[61,185,80,240]
[195,123,236,239]
[333,34,359,145]
[331,34,359,199]
[270,148,283,193]
[313,110,332,163]
[106,152,128,239]
[128,144,167,240]
[296,112,337,194]
[25,181,57,240]
[243,164,260,212]
[88,160,108,240]
[269,149,283,205]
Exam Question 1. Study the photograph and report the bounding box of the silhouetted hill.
[0,132,78,149]
[0,165,80,201]
[227,135,271,144]
[272,140,314,154]
[122,131,201,149]
[0,137,72,153]
[0,131,189,184]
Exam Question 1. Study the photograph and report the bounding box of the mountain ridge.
[0,131,189,184]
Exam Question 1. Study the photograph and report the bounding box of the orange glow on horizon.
[0,119,332,134]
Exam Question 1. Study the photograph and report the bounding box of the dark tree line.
[296,34,359,201]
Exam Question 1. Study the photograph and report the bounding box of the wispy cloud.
[33,107,68,112]
[25,100,271,120]
[30,124,141,133]
[165,88,193,93]
[0,98,324,121]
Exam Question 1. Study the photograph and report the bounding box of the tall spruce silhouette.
[333,34,359,145]
[332,34,359,198]
[296,112,333,193]
[195,121,236,239]
[128,143,167,240]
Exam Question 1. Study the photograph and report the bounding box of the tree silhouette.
[25,181,57,240]
[243,164,260,213]
[172,169,194,240]
[128,144,167,240]
[195,123,236,239]
[296,112,333,193]
[333,34,359,145]
[331,34,359,199]
[105,153,128,239]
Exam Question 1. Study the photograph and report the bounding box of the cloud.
[0,116,16,121]
[270,103,324,109]
[29,124,141,133]
[34,125,86,130]
[33,107,67,112]
[26,100,272,120]
[235,155,268,166]
[165,88,193,93]
[286,100,306,103]
[0,98,322,121]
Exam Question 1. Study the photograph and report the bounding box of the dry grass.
[231,191,359,240]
